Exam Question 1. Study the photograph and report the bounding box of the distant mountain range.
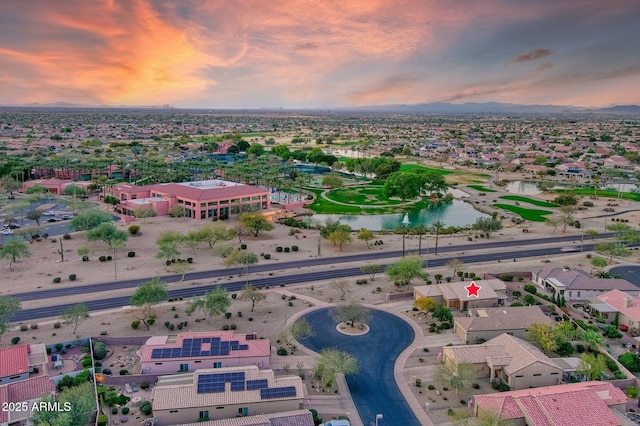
[4,101,640,115]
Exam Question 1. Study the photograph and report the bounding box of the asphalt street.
[301,308,418,426]
[8,234,611,322]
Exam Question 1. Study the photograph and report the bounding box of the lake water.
[312,199,489,230]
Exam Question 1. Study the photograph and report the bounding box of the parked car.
[0,228,14,235]
[42,210,55,216]
[3,223,20,229]
[60,214,73,220]
[46,218,60,223]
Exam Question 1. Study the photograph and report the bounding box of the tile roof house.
[454,306,553,344]
[532,267,640,302]
[140,331,271,374]
[592,289,640,330]
[443,334,563,390]
[473,381,628,426]
[177,409,314,426]
[152,365,305,425]
[414,279,507,311]
[0,344,48,386]
[0,376,55,425]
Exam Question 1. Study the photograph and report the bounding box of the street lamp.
[375,414,383,426]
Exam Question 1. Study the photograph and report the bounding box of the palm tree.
[430,220,446,255]
[580,329,604,351]
[412,224,428,256]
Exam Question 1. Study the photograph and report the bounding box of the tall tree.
[31,381,95,426]
[196,223,236,248]
[0,296,21,342]
[0,237,31,270]
[239,285,266,312]
[413,296,436,312]
[446,259,464,277]
[360,264,383,281]
[130,278,168,330]
[357,228,375,249]
[60,303,89,335]
[186,287,230,324]
[411,224,428,255]
[577,353,606,380]
[223,250,259,285]
[314,348,359,388]
[386,256,427,285]
[435,362,475,395]
[69,209,113,231]
[239,213,274,237]
[331,302,371,327]
[525,322,558,353]
[328,229,352,251]
[331,280,350,300]
[473,216,503,238]
[430,220,446,254]
[86,222,127,280]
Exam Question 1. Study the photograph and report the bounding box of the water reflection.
[312,200,489,230]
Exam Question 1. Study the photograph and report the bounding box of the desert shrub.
[237,311,243,317]
[55,343,63,351]
[263,253,271,259]
[276,246,283,252]
[440,322,451,329]
[102,368,112,375]
[491,380,510,392]
[68,274,77,281]
[122,407,130,415]
[11,336,20,344]
[187,257,193,263]
[112,407,118,415]
[140,402,152,416]
[277,347,288,356]
[131,320,140,329]
[576,344,585,353]
[140,381,150,390]
[428,384,435,390]
[20,324,28,331]
[225,312,232,319]
[619,353,640,372]
[524,284,537,294]
[82,358,93,368]
[222,324,230,330]
[98,414,108,426]
[510,302,524,307]
[583,201,594,207]
[53,322,61,329]
[63,233,71,240]
[240,244,247,250]
[128,225,140,235]
[230,323,236,330]
[53,277,61,283]
[106,255,112,261]
[284,247,290,252]
[472,383,480,389]
[30,323,38,330]
[127,251,136,257]
[99,256,106,262]
[92,341,108,360]
[500,274,514,282]
[147,318,155,326]
[119,369,129,376]
[292,245,299,251]
[603,325,622,339]
[168,324,174,331]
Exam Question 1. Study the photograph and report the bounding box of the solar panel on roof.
[238,344,248,350]
[246,379,268,390]
[260,386,297,400]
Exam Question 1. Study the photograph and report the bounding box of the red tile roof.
[0,345,30,378]
[0,376,55,423]
[475,381,626,426]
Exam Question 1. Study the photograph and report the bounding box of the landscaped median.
[492,203,553,222]
[498,195,560,208]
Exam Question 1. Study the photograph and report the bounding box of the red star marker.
[466,281,481,297]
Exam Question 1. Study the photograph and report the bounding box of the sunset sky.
[1,0,639,108]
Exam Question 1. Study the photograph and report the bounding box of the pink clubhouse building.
[113,179,270,220]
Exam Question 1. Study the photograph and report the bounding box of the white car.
[42,210,55,216]
[0,228,14,235]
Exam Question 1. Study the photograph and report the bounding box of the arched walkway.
[300,308,420,426]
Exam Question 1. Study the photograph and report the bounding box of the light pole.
[375,414,383,426]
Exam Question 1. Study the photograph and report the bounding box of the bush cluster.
[355,279,368,285]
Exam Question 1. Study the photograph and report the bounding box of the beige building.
[413,279,507,311]
[443,334,563,390]
[454,306,553,344]
[152,365,305,425]
[176,410,314,426]
[591,289,640,329]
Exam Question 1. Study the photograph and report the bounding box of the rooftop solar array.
[246,379,268,390]
[260,386,298,400]
[197,372,245,393]
[150,337,250,359]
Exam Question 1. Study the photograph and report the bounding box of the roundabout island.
[299,308,420,426]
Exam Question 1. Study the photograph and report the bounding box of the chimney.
[625,298,633,308]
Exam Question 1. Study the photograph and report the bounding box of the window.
[179,363,188,371]
[195,360,201,364]
[213,362,222,368]
[231,198,239,204]
[533,373,542,376]
[515,375,524,378]
[200,203,205,207]
[199,410,209,419]
[131,194,137,199]
[155,362,162,365]
[242,197,249,202]
[551,372,559,375]
[170,410,178,413]
[178,199,183,204]
[577,291,581,297]
[568,291,572,297]
[252,196,260,200]
[208,201,218,206]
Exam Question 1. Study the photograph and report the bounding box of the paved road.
[9,235,609,322]
[301,308,418,426]
[609,265,640,286]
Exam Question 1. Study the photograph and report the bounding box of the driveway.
[301,308,419,426]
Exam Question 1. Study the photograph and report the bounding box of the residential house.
[413,279,507,312]
[140,331,270,375]
[442,334,563,390]
[177,409,314,426]
[454,306,553,344]
[113,179,270,220]
[590,289,640,329]
[0,344,48,386]
[473,381,629,426]
[152,365,305,425]
[0,376,56,426]
[532,267,640,302]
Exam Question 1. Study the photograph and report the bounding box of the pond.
[312,199,489,230]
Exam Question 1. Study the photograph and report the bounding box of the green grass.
[555,188,640,202]
[325,185,403,206]
[307,187,430,214]
[493,204,553,222]
[399,164,453,175]
[499,195,559,207]
[468,185,497,193]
